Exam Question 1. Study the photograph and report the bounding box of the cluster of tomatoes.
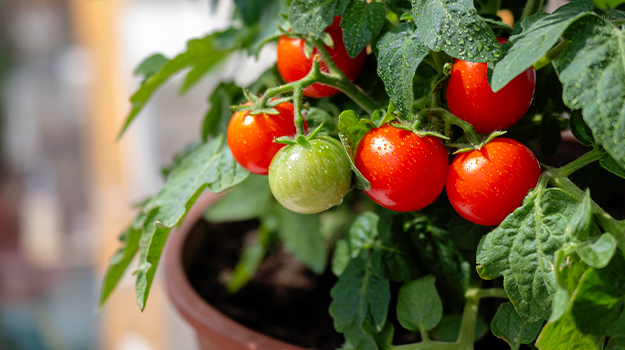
[227,17,541,226]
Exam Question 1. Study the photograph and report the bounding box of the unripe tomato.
[354,124,449,212]
[268,136,352,214]
[277,16,367,98]
[446,38,536,134]
[446,138,542,226]
[227,102,304,175]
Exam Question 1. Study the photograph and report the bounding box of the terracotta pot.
[163,192,308,350]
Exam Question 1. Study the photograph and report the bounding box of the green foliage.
[289,0,350,37]
[340,1,386,58]
[275,205,327,274]
[135,135,249,310]
[337,110,373,190]
[412,0,501,62]
[376,23,429,117]
[476,188,581,322]
[490,302,543,349]
[554,15,625,170]
[491,1,595,92]
[330,255,392,350]
[204,174,273,223]
[396,275,443,332]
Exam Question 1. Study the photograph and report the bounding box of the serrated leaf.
[330,255,391,350]
[135,136,249,310]
[570,252,625,334]
[569,110,595,146]
[99,224,142,307]
[275,205,327,274]
[412,0,501,62]
[491,1,595,91]
[202,82,243,142]
[119,29,244,138]
[554,16,625,170]
[536,313,604,350]
[338,110,373,190]
[288,0,349,37]
[341,1,386,58]
[565,190,594,241]
[204,174,273,223]
[491,302,543,350]
[376,23,428,117]
[576,233,618,269]
[348,211,379,257]
[371,212,420,282]
[476,188,581,322]
[396,275,443,332]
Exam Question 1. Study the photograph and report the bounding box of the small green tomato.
[268,136,352,214]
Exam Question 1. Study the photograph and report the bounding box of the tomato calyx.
[274,123,326,146]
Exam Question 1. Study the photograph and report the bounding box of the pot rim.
[163,191,309,350]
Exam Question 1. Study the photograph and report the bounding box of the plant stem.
[533,40,570,70]
[292,85,304,135]
[555,147,604,177]
[456,287,480,349]
[521,0,545,19]
[431,109,482,146]
[484,0,502,15]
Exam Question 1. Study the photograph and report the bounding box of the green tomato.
[268,136,352,214]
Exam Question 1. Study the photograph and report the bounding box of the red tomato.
[277,16,367,98]
[446,138,541,226]
[446,38,536,134]
[227,102,304,175]
[354,124,449,212]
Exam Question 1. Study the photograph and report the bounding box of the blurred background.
[0,0,568,349]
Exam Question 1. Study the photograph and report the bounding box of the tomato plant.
[105,1,625,349]
[354,124,448,212]
[446,138,542,226]
[277,16,366,98]
[268,136,351,214]
[446,38,536,134]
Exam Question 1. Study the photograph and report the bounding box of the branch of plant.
[521,0,545,19]
[427,109,482,146]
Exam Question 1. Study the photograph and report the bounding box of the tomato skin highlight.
[445,38,536,134]
[268,136,352,214]
[277,16,367,98]
[227,102,300,175]
[446,138,542,226]
[354,124,449,212]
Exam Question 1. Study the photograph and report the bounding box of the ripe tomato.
[354,124,449,212]
[446,38,536,134]
[227,102,304,175]
[268,136,352,214]
[277,16,367,98]
[446,138,541,226]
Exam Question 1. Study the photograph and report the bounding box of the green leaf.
[594,0,625,9]
[491,302,543,350]
[371,212,420,282]
[161,141,202,178]
[332,238,352,276]
[376,23,429,117]
[362,322,394,350]
[600,152,625,179]
[306,107,337,134]
[565,189,594,241]
[233,0,275,26]
[412,0,501,62]
[99,224,142,307]
[396,275,443,332]
[226,226,272,293]
[135,136,249,310]
[348,211,379,257]
[607,337,625,350]
[569,110,595,146]
[554,16,625,170]
[119,28,244,138]
[341,1,386,58]
[491,1,595,91]
[275,205,327,274]
[570,253,625,335]
[202,82,242,142]
[330,255,391,350]
[430,314,489,342]
[338,110,373,190]
[476,188,581,322]
[134,54,170,84]
[536,313,605,350]
[576,233,618,269]
[204,174,273,223]
[288,0,349,38]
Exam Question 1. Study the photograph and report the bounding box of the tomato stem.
[555,147,604,177]
[533,40,570,71]
[292,84,305,135]
[521,0,545,19]
[430,109,482,147]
